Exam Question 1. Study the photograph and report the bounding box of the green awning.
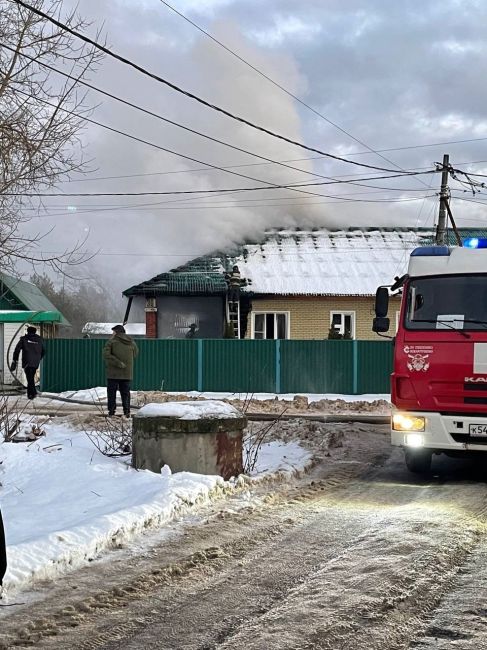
[0,310,62,323]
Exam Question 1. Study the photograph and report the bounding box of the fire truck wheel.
[404,448,432,474]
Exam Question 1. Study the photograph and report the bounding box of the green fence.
[40,339,393,394]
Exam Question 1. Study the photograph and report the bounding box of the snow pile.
[246,419,345,468]
[0,416,311,595]
[252,441,312,475]
[137,400,243,420]
[33,389,390,416]
[143,391,391,415]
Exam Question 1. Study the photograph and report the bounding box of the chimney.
[145,297,157,339]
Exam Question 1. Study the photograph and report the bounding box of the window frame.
[251,311,290,340]
[329,310,356,339]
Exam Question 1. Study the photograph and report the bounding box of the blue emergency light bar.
[464,237,487,249]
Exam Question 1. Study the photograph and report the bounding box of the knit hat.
[112,325,126,334]
[27,326,37,334]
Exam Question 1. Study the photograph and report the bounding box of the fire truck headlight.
[404,433,425,448]
[392,413,425,433]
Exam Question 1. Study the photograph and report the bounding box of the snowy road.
[2,424,487,649]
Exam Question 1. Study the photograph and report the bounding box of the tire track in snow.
[4,429,487,649]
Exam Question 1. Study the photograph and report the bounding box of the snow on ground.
[251,441,312,475]
[168,391,391,403]
[0,415,312,596]
[35,388,390,416]
[49,388,390,405]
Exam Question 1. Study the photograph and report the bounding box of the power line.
[9,86,439,206]
[454,196,487,207]
[453,170,487,179]
[13,0,434,175]
[21,186,439,210]
[29,195,435,219]
[6,87,367,202]
[6,173,436,197]
[61,151,487,184]
[158,0,430,188]
[3,41,399,193]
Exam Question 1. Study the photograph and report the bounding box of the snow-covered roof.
[236,228,431,296]
[124,228,487,298]
[82,322,146,336]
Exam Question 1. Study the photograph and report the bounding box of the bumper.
[391,411,487,452]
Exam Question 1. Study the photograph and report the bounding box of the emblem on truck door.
[407,353,430,372]
[404,345,433,372]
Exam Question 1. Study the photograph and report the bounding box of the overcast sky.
[26,0,487,291]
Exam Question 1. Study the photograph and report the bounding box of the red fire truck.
[373,241,487,473]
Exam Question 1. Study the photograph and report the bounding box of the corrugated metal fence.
[40,339,393,394]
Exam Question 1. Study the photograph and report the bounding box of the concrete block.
[132,400,246,480]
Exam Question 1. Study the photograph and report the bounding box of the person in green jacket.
[103,325,138,417]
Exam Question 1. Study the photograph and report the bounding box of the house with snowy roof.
[0,272,68,385]
[123,227,479,341]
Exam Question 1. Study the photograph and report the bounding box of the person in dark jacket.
[103,325,138,417]
[225,265,243,305]
[10,326,45,399]
[0,511,7,597]
[0,507,6,592]
[185,323,197,339]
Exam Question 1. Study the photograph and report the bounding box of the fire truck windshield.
[405,275,487,331]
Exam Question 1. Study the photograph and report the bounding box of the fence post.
[275,339,281,393]
[352,339,358,395]
[197,339,203,391]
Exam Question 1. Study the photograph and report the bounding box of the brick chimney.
[145,297,158,338]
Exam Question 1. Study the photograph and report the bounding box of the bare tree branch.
[0,0,104,274]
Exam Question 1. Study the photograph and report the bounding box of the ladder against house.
[227,298,241,338]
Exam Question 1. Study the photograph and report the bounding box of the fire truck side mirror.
[375,286,390,318]
[372,316,390,333]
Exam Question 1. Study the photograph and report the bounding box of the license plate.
[469,424,487,436]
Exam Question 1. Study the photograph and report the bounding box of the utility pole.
[435,153,450,245]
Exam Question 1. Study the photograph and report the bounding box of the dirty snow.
[0,415,311,596]
[35,388,390,417]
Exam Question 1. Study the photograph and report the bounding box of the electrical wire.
[60,154,487,184]
[452,169,487,179]
[2,41,409,193]
[158,0,431,189]
[6,87,438,203]
[454,196,487,207]
[27,195,436,220]
[20,186,439,211]
[12,0,440,175]
[4,88,371,202]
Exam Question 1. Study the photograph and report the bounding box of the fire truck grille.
[464,397,487,405]
[464,383,487,392]
[463,383,487,404]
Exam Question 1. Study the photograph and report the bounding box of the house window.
[330,311,356,339]
[252,312,289,339]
